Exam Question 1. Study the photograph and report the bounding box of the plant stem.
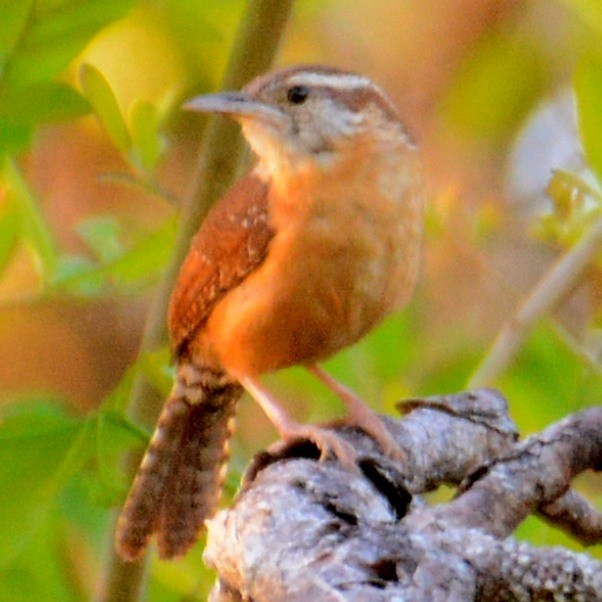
[93,1,294,600]
[468,215,602,389]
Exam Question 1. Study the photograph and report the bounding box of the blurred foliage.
[441,28,549,146]
[538,169,602,250]
[574,58,602,184]
[0,0,135,155]
[0,0,601,600]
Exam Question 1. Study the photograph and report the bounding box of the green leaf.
[0,195,20,277]
[0,0,35,64]
[0,82,89,157]
[574,59,602,185]
[92,409,148,505]
[100,215,175,286]
[3,158,58,281]
[55,216,177,294]
[0,0,130,156]
[0,82,89,158]
[3,0,135,88]
[0,81,90,127]
[52,254,102,296]
[0,121,32,156]
[88,348,172,504]
[0,400,92,566]
[80,63,131,153]
[130,99,162,171]
[76,215,123,263]
[0,517,82,602]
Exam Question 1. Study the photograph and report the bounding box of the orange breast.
[202,145,423,378]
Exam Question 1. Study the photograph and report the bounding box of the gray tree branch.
[204,390,602,601]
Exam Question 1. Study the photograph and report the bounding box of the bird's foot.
[280,422,358,467]
[307,364,404,463]
[239,375,358,469]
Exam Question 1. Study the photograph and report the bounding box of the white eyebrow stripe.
[286,72,375,91]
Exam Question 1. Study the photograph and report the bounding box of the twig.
[93,1,294,600]
[468,215,602,388]
[551,320,602,376]
[541,489,602,545]
[426,407,602,537]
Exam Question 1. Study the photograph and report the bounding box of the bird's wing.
[169,173,273,357]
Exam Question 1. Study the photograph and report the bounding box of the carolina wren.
[115,64,423,561]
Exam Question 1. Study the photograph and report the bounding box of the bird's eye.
[286,85,309,105]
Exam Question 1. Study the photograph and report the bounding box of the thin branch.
[426,406,602,537]
[551,320,602,376]
[541,489,602,546]
[468,215,602,388]
[93,1,294,601]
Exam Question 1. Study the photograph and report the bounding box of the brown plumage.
[115,64,423,561]
[169,174,273,360]
[115,375,240,559]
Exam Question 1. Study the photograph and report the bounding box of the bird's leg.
[307,364,404,461]
[239,375,358,468]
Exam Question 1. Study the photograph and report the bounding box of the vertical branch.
[93,1,295,601]
[468,215,602,389]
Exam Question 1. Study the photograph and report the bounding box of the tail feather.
[115,366,241,561]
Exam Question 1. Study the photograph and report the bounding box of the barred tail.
[115,364,241,561]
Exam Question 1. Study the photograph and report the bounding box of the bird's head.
[184,65,411,176]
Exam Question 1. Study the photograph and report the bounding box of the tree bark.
[204,390,602,601]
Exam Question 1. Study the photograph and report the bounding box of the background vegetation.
[0,0,601,600]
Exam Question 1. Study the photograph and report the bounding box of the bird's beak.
[183,92,285,126]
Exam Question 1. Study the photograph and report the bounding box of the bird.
[115,64,424,561]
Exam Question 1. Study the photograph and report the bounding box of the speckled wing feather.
[169,173,273,359]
